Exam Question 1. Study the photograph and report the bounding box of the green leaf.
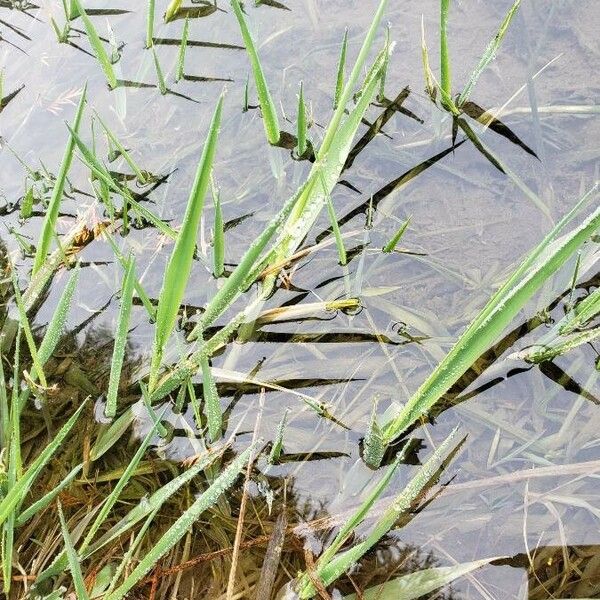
[71,0,118,88]
[58,503,90,600]
[230,0,280,145]
[342,558,500,600]
[176,17,190,81]
[383,217,411,253]
[296,81,307,156]
[149,94,223,391]
[201,356,222,442]
[333,28,348,110]
[105,256,136,418]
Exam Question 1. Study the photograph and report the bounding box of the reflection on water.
[1,0,599,597]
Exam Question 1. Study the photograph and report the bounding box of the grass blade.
[343,558,500,600]
[72,0,118,89]
[322,176,347,266]
[230,0,280,145]
[37,263,80,367]
[16,465,82,527]
[212,182,225,278]
[201,356,222,442]
[58,504,90,600]
[176,17,190,82]
[105,256,136,418]
[152,47,167,95]
[32,85,86,275]
[146,0,155,48]
[333,28,348,109]
[105,444,256,600]
[296,81,307,157]
[10,268,47,388]
[457,0,521,106]
[268,408,288,465]
[382,217,410,253]
[95,112,147,184]
[165,0,182,22]
[149,94,223,390]
[440,0,451,105]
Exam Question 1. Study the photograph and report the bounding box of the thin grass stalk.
[176,17,189,82]
[230,0,280,144]
[440,0,451,105]
[243,74,249,112]
[72,0,117,88]
[333,28,348,110]
[377,25,390,102]
[212,183,225,278]
[104,445,255,600]
[268,408,288,464]
[146,0,155,48]
[296,81,307,156]
[16,465,82,526]
[152,47,167,94]
[382,202,600,448]
[32,85,86,275]
[149,95,223,390]
[10,269,47,388]
[457,0,521,107]
[101,228,155,320]
[105,256,136,418]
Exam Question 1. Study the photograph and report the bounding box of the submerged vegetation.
[0,0,598,598]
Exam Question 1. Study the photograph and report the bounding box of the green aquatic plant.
[212,181,225,278]
[376,187,600,464]
[230,0,280,145]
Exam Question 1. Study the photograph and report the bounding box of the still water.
[1,0,599,598]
